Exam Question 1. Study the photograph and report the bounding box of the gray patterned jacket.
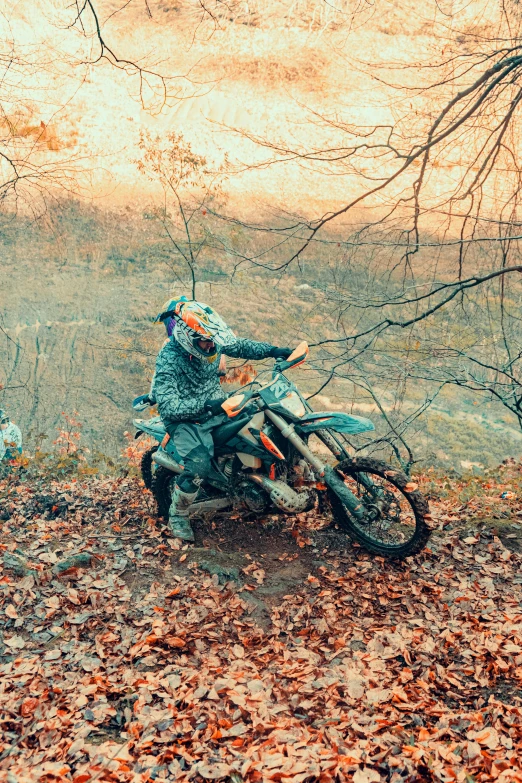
[153,337,276,425]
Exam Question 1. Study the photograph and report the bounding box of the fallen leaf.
[68,738,84,756]
[81,656,102,671]
[404,482,418,492]
[20,697,39,716]
[346,673,366,699]
[44,649,62,660]
[196,762,232,780]
[4,634,25,649]
[468,726,500,749]
[366,688,391,705]
[466,740,482,760]
[353,768,381,783]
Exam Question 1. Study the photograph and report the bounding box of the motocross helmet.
[154,297,186,337]
[173,300,236,363]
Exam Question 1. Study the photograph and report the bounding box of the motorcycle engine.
[218,456,235,479]
[236,481,270,514]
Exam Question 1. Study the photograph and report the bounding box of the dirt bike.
[132,342,430,558]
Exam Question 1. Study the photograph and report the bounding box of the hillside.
[6,0,492,218]
[2,204,522,471]
[1,463,522,781]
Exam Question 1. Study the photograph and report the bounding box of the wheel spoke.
[342,471,417,547]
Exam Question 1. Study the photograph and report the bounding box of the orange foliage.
[121,431,154,467]
[222,363,257,386]
[53,412,83,456]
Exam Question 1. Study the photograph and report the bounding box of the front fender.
[297,411,374,435]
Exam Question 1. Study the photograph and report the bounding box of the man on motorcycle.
[153,298,292,541]
[1,409,22,458]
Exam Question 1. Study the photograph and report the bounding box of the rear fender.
[297,411,374,435]
[133,417,166,442]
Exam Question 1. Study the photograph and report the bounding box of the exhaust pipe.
[247,475,312,513]
[152,450,183,474]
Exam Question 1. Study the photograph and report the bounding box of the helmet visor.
[193,336,216,354]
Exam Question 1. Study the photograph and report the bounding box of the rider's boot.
[168,484,197,541]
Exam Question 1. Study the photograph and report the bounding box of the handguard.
[132,394,154,411]
[274,341,309,372]
[221,390,255,418]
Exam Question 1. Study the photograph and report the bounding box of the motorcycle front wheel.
[328,457,431,558]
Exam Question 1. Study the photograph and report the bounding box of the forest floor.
[1,463,522,783]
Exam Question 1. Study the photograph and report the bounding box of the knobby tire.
[328,457,431,559]
[140,447,158,491]
[152,465,176,520]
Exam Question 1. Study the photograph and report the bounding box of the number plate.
[259,377,292,405]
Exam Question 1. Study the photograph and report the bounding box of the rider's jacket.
[2,422,22,455]
[154,336,275,425]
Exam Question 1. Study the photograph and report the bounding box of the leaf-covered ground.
[1,466,522,783]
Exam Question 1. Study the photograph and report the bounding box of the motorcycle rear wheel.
[141,446,158,491]
[152,467,231,521]
[328,457,431,558]
[152,465,176,519]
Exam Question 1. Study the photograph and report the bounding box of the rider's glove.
[204,398,225,416]
[269,347,292,359]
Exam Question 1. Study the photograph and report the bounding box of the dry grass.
[4,0,432,215]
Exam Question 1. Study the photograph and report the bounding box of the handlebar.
[274,359,292,374]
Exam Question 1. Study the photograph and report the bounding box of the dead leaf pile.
[1,473,522,782]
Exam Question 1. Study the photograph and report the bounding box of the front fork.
[316,426,386,502]
[265,411,370,522]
